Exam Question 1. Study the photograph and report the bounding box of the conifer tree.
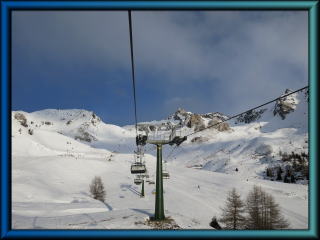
[89,176,106,202]
[276,167,282,181]
[219,188,246,230]
[266,194,289,229]
[245,185,289,229]
[246,185,262,229]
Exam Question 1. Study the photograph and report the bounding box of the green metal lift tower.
[146,139,171,221]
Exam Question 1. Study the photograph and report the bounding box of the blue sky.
[12,11,308,126]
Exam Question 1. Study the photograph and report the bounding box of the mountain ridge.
[12,88,308,182]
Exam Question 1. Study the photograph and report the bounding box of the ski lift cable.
[165,86,309,161]
[128,10,147,174]
[185,86,309,137]
[128,10,138,138]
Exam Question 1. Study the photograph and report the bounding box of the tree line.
[211,186,289,230]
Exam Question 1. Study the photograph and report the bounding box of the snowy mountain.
[11,89,308,229]
[124,89,308,182]
[12,109,137,154]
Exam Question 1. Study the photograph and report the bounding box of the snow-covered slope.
[12,89,308,229]
[12,109,137,154]
[127,89,308,182]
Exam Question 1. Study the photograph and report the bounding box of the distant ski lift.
[131,146,147,174]
[134,177,143,185]
[131,162,146,174]
[141,171,149,179]
[163,171,170,179]
[136,134,147,146]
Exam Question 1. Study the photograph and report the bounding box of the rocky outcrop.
[236,109,267,124]
[142,109,231,134]
[191,136,209,143]
[186,114,204,129]
[90,113,101,126]
[171,108,190,122]
[14,113,28,127]
[273,89,297,120]
[202,112,228,121]
[208,119,230,132]
[74,127,97,142]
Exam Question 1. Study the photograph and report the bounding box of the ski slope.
[12,149,308,229]
[11,90,308,229]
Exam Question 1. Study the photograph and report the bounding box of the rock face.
[139,108,231,134]
[171,108,190,122]
[186,114,204,128]
[236,109,267,124]
[14,113,28,127]
[191,136,209,143]
[74,126,97,142]
[202,112,228,121]
[208,119,230,132]
[169,108,230,132]
[273,89,297,120]
[90,113,101,126]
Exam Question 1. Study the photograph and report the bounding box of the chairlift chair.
[163,170,170,179]
[131,147,147,174]
[134,177,143,185]
[162,160,170,179]
[131,162,146,174]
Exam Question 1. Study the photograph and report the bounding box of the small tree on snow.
[219,188,246,230]
[89,176,106,202]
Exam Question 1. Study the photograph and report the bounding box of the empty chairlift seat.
[131,163,146,174]
[163,171,170,179]
[134,177,143,185]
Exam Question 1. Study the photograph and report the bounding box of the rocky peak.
[90,112,101,126]
[186,114,204,129]
[169,108,192,122]
[167,108,231,132]
[273,89,298,120]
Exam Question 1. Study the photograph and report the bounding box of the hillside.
[11,89,308,229]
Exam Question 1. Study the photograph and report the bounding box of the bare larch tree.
[219,188,246,230]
